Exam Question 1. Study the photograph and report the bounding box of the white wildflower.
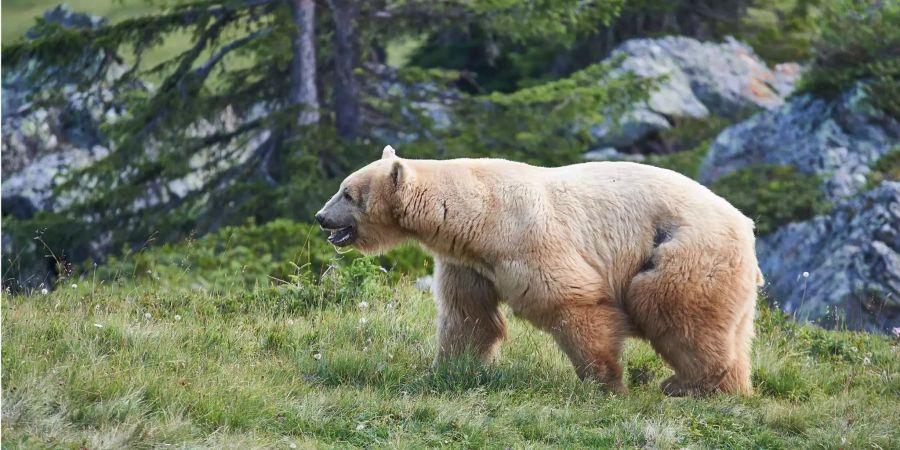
[174,314,182,322]
[388,353,394,360]
[863,357,871,365]
[358,301,369,309]
[355,423,365,431]
[289,444,297,449]
[802,271,809,278]
[313,352,322,360]
[892,327,900,338]
[41,288,49,295]
[144,312,152,320]
[386,303,394,309]
[286,319,294,326]
[379,266,388,273]
[71,283,78,289]
[363,346,369,352]
[94,323,104,328]
[359,317,368,325]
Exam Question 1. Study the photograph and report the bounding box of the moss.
[711,165,830,235]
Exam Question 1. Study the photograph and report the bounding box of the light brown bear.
[316,146,763,395]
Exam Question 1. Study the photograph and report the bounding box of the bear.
[315,145,763,395]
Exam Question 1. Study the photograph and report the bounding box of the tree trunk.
[329,0,360,139]
[289,0,319,126]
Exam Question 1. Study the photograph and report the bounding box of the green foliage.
[2,213,93,289]
[644,115,736,179]
[711,165,830,235]
[98,219,431,291]
[646,146,709,179]
[4,272,900,447]
[799,0,900,117]
[403,59,651,165]
[865,147,900,189]
[410,0,753,93]
[734,0,821,63]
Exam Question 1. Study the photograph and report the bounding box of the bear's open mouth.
[326,226,356,246]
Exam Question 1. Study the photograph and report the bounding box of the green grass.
[3,255,900,448]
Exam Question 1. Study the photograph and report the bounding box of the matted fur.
[316,147,763,395]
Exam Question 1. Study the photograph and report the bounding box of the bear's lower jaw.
[327,226,356,246]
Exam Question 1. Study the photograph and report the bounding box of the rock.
[590,109,673,149]
[587,36,801,152]
[583,147,646,162]
[2,6,128,206]
[1,146,110,212]
[699,83,900,201]
[757,181,900,333]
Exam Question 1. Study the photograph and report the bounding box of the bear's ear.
[382,145,397,160]
[390,160,405,187]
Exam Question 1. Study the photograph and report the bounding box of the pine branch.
[192,28,272,81]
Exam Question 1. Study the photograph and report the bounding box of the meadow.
[2,223,899,449]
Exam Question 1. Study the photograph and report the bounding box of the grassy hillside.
[3,224,899,448]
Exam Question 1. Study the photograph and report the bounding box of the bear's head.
[315,145,411,254]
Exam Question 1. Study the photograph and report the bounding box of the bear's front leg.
[432,260,507,365]
[548,302,628,393]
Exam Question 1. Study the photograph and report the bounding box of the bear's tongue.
[328,227,353,245]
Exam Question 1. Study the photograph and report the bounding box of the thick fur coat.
[316,146,763,395]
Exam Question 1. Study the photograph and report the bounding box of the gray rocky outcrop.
[758,182,900,332]
[2,6,129,215]
[699,83,900,201]
[588,36,801,152]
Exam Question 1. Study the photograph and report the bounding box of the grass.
[3,253,900,449]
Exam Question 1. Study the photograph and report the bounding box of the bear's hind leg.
[433,260,507,365]
[547,301,629,393]
[626,242,756,396]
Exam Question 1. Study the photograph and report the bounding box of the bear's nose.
[315,212,326,226]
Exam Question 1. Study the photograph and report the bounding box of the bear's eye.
[343,190,353,203]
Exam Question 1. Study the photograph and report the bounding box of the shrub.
[646,145,709,180]
[1,212,92,290]
[710,165,830,235]
[644,115,736,179]
[99,219,432,290]
[865,147,900,189]
[799,0,900,117]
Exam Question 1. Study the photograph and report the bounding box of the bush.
[99,219,432,291]
[799,0,900,117]
[865,147,900,189]
[1,212,92,290]
[643,115,737,179]
[710,165,830,235]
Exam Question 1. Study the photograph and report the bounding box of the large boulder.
[757,182,900,333]
[699,84,900,201]
[589,36,801,151]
